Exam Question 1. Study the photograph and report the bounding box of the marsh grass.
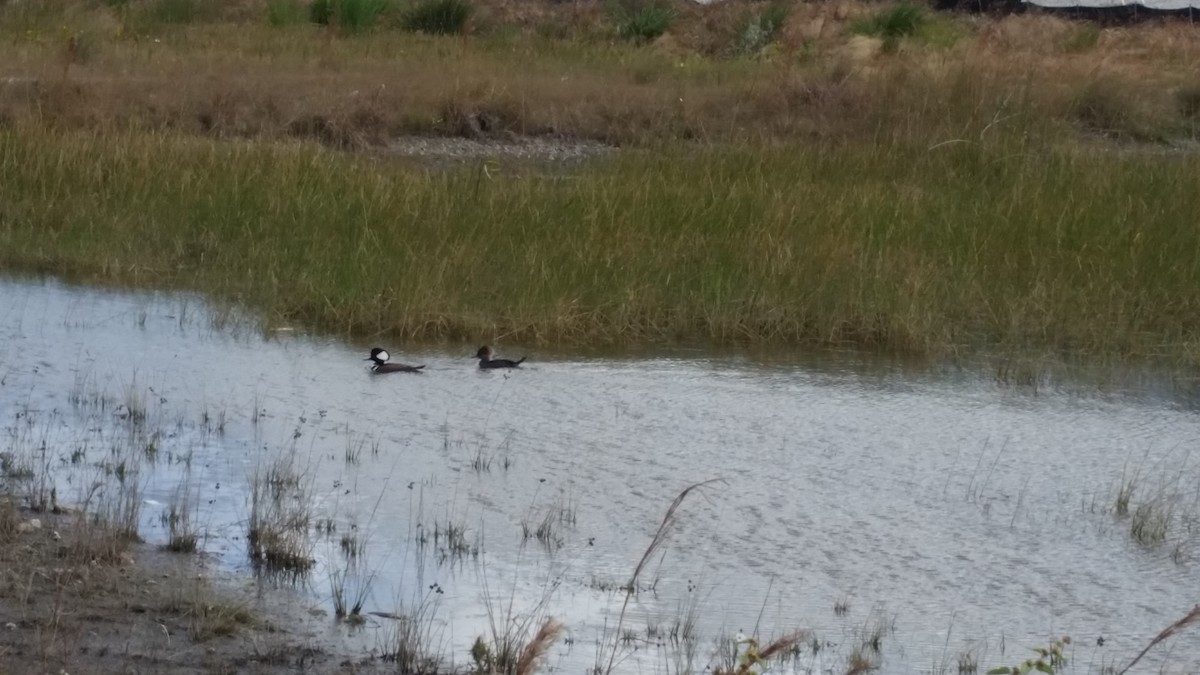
[469,617,564,675]
[1130,495,1174,546]
[329,559,374,621]
[89,446,144,547]
[601,480,721,675]
[162,469,200,553]
[6,127,1200,361]
[712,631,808,675]
[247,447,315,575]
[164,580,257,641]
[520,510,563,551]
[69,478,143,564]
[1114,465,1140,517]
[520,490,575,552]
[1108,456,1199,551]
[2,9,1200,360]
[433,518,476,558]
[377,588,449,671]
[659,596,702,674]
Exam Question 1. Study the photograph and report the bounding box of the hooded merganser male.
[475,345,525,369]
[366,348,425,374]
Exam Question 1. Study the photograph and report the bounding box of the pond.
[1,276,1198,674]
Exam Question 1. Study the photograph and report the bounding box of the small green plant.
[614,2,674,43]
[267,0,308,26]
[311,0,393,31]
[340,0,392,31]
[987,636,1070,674]
[852,2,926,40]
[738,2,789,54]
[401,0,472,35]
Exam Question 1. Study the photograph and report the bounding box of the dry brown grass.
[0,498,18,543]
[0,2,1198,148]
[1117,605,1200,674]
[515,618,565,675]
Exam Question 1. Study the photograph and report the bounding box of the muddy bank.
[0,503,384,675]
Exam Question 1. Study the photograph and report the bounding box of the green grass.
[401,0,472,35]
[614,2,675,43]
[266,0,308,26]
[851,3,926,40]
[2,125,1200,359]
[310,0,394,31]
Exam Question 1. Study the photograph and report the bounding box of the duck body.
[366,348,425,374]
[475,345,525,369]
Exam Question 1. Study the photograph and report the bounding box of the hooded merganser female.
[475,345,525,369]
[366,348,425,374]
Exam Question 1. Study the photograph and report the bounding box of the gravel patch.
[385,135,615,163]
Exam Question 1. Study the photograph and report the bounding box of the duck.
[365,348,425,374]
[475,345,525,369]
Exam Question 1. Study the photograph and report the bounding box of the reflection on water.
[2,276,1199,674]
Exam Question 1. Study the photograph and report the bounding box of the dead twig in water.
[1117,604,1200,675]
[602,479,723,675]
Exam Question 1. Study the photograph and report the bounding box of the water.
[2,276,1199,674]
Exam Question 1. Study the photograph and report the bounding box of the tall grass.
[613,1,675,43]
[163,471,200,553]
[266,0,308,26]
[311,0,393,31]
[246,447,315,575]
[4,125,1200,360]
[851,2,927,47]
[401,0,472,35]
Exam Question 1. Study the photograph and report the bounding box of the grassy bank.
[2,0,1200,359]
[3,125,1200,358]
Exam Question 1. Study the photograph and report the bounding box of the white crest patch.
[376,350,390,362]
